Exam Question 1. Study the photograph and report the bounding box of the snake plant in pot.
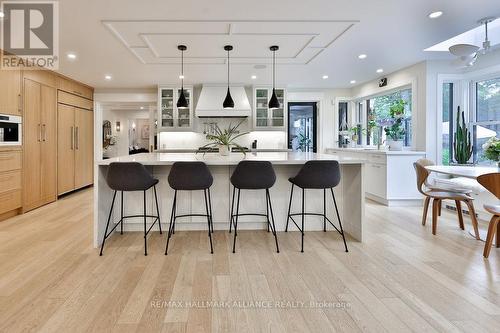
[453,106,473,165]
[198,120,248,156]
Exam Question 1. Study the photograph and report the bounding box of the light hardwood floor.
[0,188,499,332]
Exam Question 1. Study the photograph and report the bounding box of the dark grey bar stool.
[286,160,348,253]
[165,162,214,255]
[230,161,279,253]
[100,162,162,256]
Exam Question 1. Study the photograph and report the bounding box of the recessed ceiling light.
[104,75,112,80]
[350,80,356,84]
[179,75,184,79]
[376,68,384,73]
[67,53,77,60]
[428,11,443,19]
[140,106,144,110]
[322,75,329,79]
[0,12,5,18]
[251,75,257,79]
[358,54,367,59]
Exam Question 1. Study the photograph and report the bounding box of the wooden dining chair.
[413,160,479,238]
[477,173,500,258]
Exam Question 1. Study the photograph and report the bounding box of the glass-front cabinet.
[157,85,193,131]
[253,87,286,130]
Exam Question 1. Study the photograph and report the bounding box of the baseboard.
[0,208,21,222]
[365,193,422,207]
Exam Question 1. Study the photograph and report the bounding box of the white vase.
[387,139,403,151]
[218,145,229,156]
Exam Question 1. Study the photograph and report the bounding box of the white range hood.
[195,85,251,118]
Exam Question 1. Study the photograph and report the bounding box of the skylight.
[424,18,500,52]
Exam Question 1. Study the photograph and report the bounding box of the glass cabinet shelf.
[253,87,286,130]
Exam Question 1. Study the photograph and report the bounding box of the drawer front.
[58,91,93,110]
[0,170,21,193]
[0,190,21,214]
[369,153,387,165]
[57,77,93,100]
[0,151,22,172]
[366,163,387,198]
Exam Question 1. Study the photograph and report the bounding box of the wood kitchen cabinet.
[0,68,22,115]
[23,77,57,212]
[57,104,93,195]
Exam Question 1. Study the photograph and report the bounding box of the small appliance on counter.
[251,140,257,149]
[0,114,22,146]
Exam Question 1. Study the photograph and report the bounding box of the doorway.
[288,102,317,152]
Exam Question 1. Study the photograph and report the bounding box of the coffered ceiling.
[53,0,500,89]
[104,20,355,65]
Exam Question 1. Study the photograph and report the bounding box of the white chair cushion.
[433,177,485,193]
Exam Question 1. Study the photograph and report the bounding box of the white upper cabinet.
[253,87,286,130]
[157,85,193,131]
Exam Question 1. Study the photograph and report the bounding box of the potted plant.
[198,120,248,156]
[453,106,473,165]
[483,136,500,167]
[384,99,406,151]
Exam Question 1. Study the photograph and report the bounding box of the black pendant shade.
[177,88,188,109]
[269,45,280,110]
[223,45,234,109]
[268,88,280,110]
[177,45,189,109]
[223,87,234,109]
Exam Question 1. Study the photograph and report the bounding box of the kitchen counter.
[155,148,293,153]
[97,152,366,166]
[326,147,426,155]
[94,152,365,248]
[326,147,426,206]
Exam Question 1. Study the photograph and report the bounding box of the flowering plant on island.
[482,136,500,164]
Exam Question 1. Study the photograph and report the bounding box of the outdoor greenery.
[384,99,406,141]
[198,120,248,154]
[453,106,473,164]
[482,136,499,162]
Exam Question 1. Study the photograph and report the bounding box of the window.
[363,88,412,146]
[442,83,454,165]
[473,77,500,164]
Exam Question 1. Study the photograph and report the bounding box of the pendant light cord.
[227,49,230,87]
[273,49,276,88]
[181,49,184,89]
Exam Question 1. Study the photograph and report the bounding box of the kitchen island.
[94,152,365,247]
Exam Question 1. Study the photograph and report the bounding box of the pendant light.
[223,45,234,109]
[268,45,280,110]
[176,45,189,109]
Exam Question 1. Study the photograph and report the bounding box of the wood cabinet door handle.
[70,126,74,150]
[38,124,41,142]
[75,126,79,150]
[42,124,46,142]
[18,94,22,112]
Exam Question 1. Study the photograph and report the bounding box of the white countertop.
[426,165,499,179]
[97,152,366,166]
[326,147,426,155]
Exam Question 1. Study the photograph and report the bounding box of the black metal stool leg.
[266,189,280,253]
[323,189,327,232]
[207,188,214,234]
[232,189,240,253]
[100,190,117,256]
[154,186,162,234]
[266,190,270,232]
[229,185,235,233]
[120,191,124,235]
[285,184,294,232]
[165,190,177,255]
[204,189,214,254]
[143,190,148,256]
[331,188,348,252]
[301,188,305,253]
